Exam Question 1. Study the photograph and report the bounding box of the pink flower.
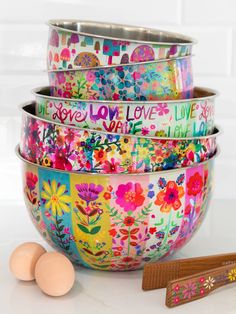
[173,284,180,292]
[115,182,145,212]
[182,282,196,299]
[174,297,180,304]
[86,71,96,82]
[63,227,70,234]
[156,103,169,116]
[103,158,124,173]
[50,223,56,231]
[132,71,141,80]
[141,127,150,135]
[39,221,46,230]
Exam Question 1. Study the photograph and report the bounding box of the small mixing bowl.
[20,102,219,174]
[47,19,195,70]
[17,145,216,270]
[33,86,217,137]
[48,56,193,101]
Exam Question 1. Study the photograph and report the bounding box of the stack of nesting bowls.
[17,20,220,271]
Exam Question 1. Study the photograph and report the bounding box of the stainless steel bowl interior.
[48,20,196,45]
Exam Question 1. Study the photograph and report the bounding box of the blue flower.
[148,190,155,199]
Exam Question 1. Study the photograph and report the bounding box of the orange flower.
[155,181,184,213]
[94,149,107,162]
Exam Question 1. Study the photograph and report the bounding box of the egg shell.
[9,242,46,281]
[35,252,75,297]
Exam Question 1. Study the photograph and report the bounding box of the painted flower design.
[41,180,71,216]
[155,181,184,213]
[115,182,145,212]
[204,276,215,290]
[26,172,38,191]
[156,103,169,116]
[187,172,203,196]
[228,268,236,281]
[182,282,196,299]
[75,183,103,204]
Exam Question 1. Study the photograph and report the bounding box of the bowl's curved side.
[21,155,214,271]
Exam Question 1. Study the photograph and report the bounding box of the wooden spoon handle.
[166,262,236,308]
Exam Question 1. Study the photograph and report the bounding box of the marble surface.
[1,199,236,314]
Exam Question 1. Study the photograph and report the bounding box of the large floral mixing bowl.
[48,56,193,101]
[20,102,219,174]
[47,20,195,70]
[33,86,217,137]
[17,146,216,271]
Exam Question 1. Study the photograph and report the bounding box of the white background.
[0,1,236,313]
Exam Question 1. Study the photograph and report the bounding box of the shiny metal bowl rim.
[32,86,218,105]
[20,101,221,141]
[47,54,193,72]
[47,19,196,45]
[16,144,219,177]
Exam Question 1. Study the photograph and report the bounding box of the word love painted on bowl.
[37,99,214,137]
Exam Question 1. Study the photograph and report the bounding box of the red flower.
[54,148,72,171]
[103,192,111,200]
[26,172,38,191]
[187,172,203,196]
[114,251,121,256]
[149,227,157,235]
[65,129,75,142]
[123,216,135,226]
[122,256,133,263]
[185,204,191,215]
[112,93,120,100]
[109,229,117,237]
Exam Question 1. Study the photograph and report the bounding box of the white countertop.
[1,199,236,314]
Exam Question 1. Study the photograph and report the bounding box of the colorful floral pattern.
[47,27,193,70]
[48,57,193,101]
[35,87,215,137]
[170,266,236,307]
[20,151,215,270]
[20,104,218,174]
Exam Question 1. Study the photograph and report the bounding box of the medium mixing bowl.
[17,146,216,270]
[33,86,217,137]
[20,102,219,174]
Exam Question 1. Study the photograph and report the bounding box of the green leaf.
[78,224,90,234]
[90,226,101,235]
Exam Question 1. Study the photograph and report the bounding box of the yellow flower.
[228,268,236,281]
[41,180,71,216]
[155,130,167,137]
[137,147,149,159]
[204,276,215,289]
[42,157,51,167]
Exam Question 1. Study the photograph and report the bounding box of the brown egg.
[35,252,75,297]
[9,242,46,281]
